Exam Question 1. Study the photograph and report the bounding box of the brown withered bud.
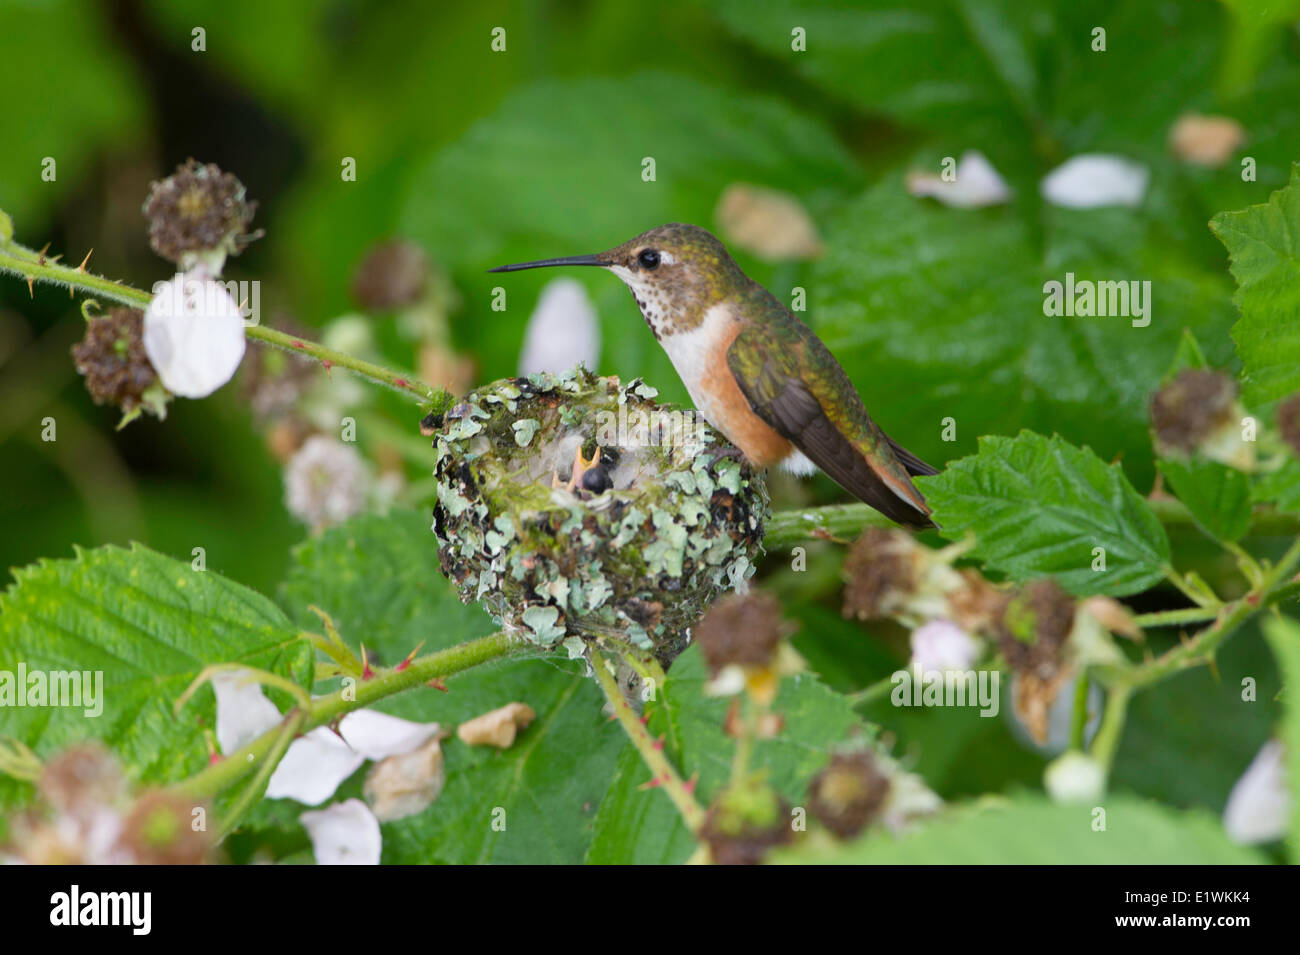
[807,750,891,840]
[143,159,257,267]
[1277,393,1300,458]
[351,239,430,310]
[700,783,793,865]
[71,307,157,412]
[996,578,1076,679]
[38,743,126,814]
[694,591,792,675]
[1149,369,1235,454]
[842,527,917,620]
[119,791,212,865]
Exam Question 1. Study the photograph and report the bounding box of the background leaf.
[1158,457,1253,543]
[1211,164,1300,408]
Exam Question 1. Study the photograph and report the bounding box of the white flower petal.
[518,278,599,377]
[1040,154,1148,209]
[906,150,1012,208]
[300,798,382,865]
[339,710,443,761]
[265,727,365,805]
[143,273,246,398]
[1223,740,1289,844]
[211,669,283,755]
[909,619,978,671]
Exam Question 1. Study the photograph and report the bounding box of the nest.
[429,367,768,662]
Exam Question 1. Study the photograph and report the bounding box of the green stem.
[175,631,522,801]
[589,644,705,833]
[1089,685,1131,772]
[763,497,1300,550]
[848,675,896,708]
[1132,606,1221,629]
[1068,672,1090,751]
[0,240,451,409]
[215,708,306,839]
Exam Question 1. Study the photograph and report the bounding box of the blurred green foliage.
[1,0,1298,849]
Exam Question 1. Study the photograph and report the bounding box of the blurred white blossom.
[143,273,246,398]
[518,278,599,377]
[1040,154,1148,208]
[1223,740,1289,844]
[284,436,368,528]
[906,151,1011,208]
[909,619,979,671]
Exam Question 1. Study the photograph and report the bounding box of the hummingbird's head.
[490,223,745,337]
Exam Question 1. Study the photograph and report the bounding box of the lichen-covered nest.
[429,367,768,661]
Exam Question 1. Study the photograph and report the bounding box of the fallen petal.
[363,737,447,822]
[1169,114,1246,167]
[715,183,826,259]
[456,702,536,748]
[300,798,382,865]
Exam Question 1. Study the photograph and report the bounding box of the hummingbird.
[490,223,938,528]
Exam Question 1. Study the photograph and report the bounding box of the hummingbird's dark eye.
[637,249,661,270]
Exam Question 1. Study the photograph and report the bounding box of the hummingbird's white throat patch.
[608,264,674,337]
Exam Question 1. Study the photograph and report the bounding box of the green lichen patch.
[430,367,768,661]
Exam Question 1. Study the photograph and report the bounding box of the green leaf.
[1262,613,1300,862]
[587,646,868,863]
[1253,466,1300,515]
[0,545,312,807]
[1211,164,1300,408]
[374,656,623,865]
[1157,458,1253,543]
[771,794,1266,864]
[1167,328,1209,377]
[277,510,620,864]
[278,509,498,663]
[917,431,1171,596]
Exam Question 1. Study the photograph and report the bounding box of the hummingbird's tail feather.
[885,435,940,477]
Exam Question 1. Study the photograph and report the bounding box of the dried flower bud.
[1277,393,1300,458]
[351,239,430,311]
[694,592,789,675]
[807,750,890,839]
[842,528,963,623]
[997,579,1077,745]
[71,307,160,416]
[701,781,792,865]
[1150,369,1236,455]
[143,159,257,273]
[118,790,211,864]
[38,743,126,814]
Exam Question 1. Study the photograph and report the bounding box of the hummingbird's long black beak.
[487,254,607,273]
